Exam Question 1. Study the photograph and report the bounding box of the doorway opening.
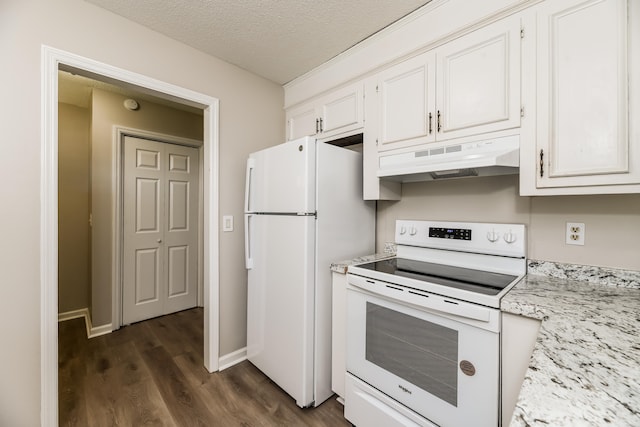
[41,45,220,425]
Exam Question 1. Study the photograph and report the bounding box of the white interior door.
[123,136,199,324]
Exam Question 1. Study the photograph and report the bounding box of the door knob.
[157,239,162,243]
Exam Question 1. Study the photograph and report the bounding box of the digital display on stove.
[429,227,472,240]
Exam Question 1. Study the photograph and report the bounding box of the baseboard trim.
[58,308,89,323]
[218,347,247,371]
[58,308,112,339]
[89,323,113,338]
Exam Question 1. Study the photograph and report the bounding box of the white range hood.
[377,134,519,182]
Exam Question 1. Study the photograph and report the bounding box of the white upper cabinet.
[376,15,521,153]
[363,77,402,200]
[436,17,521,141]
[377,52,436,151]
[286,104,317,142]
[286,82,364,141]
[521,0,640,194]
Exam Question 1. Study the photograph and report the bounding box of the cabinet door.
[286,83,365,141]
[286,103,318,141]
[436,15,521,141]
[377,51,436,152]
[318,83,364,139]
[535,0,639,189]
[362,78,401,200]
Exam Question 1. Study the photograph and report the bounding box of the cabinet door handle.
[539,149,544,177]
[319,117,324,133]
[315,118,319,134]
[437,110,442,132]
[428,112,433,134]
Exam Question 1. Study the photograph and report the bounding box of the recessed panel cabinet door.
[319,83,364,139]
[377,51,436,152]
[535,0,639,189]
[287,104,318,141]
[123,137,199,325]
[436,15,521,140]
[286,83,364,141]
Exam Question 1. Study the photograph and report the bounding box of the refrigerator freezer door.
[246,214,316,407]
[245,137,316,214]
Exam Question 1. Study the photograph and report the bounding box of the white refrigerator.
[244,136,375,408]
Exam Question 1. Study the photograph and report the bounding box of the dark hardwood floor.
[59,308,349,426]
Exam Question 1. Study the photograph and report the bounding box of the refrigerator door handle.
[244,158,256,213]
[244,214,254,269]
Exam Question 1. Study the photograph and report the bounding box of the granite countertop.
[502,261,640,426]
[330,243,397,274]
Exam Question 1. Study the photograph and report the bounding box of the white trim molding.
[58,308,113,339]
[41,45,220,427]
[89,323,114,339]
[57,308,89,323]
[218,347,248,371]
[58,308,91,338]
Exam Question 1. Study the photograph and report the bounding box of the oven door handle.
[347,274,494,324]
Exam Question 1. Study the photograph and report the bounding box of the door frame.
[114,129,204,328]
[41,45,220,425]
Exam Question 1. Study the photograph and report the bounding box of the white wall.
[377,176,640,270]
[0,0,283,424]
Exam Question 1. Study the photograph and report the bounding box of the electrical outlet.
[565,222,585,246]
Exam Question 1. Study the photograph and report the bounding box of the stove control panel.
[428,227,472,240]
[395,220,526,258]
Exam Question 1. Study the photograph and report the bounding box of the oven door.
[346,281,500,427]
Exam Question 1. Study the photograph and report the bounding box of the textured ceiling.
[84,0,432,84]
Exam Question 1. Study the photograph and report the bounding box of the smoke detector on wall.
[123,98,139,111]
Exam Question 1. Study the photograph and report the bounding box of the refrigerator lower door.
[247,214,316,407]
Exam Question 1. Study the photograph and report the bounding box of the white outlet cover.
[565,222,585,246]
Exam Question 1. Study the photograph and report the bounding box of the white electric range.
[345,220,526,427]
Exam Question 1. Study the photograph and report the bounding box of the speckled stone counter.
[502,261,640,426]
[330,243,397,274]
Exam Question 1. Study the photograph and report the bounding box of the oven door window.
[366,302,458,406]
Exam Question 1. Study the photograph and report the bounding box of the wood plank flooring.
[59,308,350,426]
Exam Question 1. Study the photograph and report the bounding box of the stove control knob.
[409,226,418,236]
[486,230,499,242]
[503,231,517,244]
[399,226,406,235]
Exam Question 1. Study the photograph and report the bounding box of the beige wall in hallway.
[58,103,91,314]
[0,0,284,424]
[90,88,203,327]
[376,175,640,271]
